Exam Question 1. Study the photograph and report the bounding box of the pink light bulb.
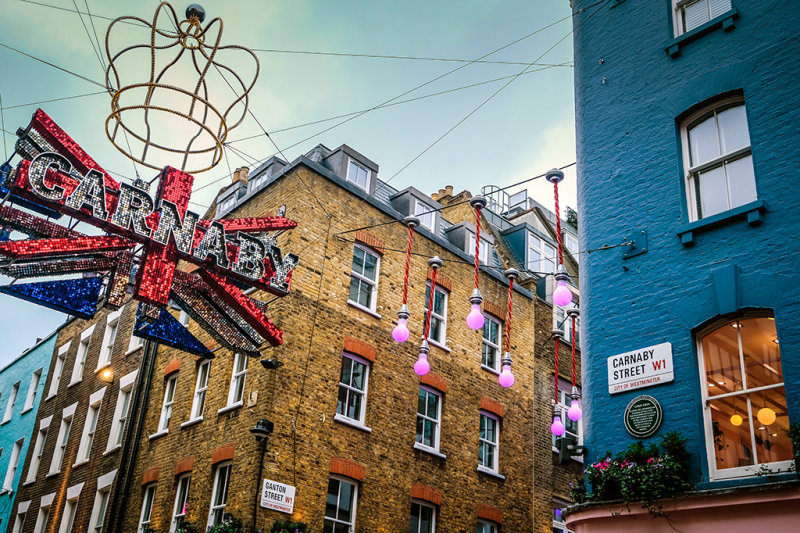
[392,318,410,343]
[466,304,485,330]
[553,280,573,307]
[567,399,582,421]
[551,414,566,436]
[498,364,515,387]
[414,353,430,376]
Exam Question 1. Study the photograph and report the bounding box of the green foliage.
[574,432,693,516]
[566,207,578,230]
[785,422,800,471]
[206,514,244,533]
[174,523,203,533]
[270,520,308,533]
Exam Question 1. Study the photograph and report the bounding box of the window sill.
[45,394,57,402]
[0,419,10,426]
[181,417,203,429]
[428,339,451,353]
[217,401,243,415]
[67,379,82,389]
[333,413,372,433]
[477,465,505,480]
[666,9,738,57]
[0,488,10,496]
[552,446,585,463]
[46,471,60,479]
[21,406,33,414]
[22,480,35,487]
[149,429,169,441]
[413,442,446,459]
[676,199,766,245]
[125,345,144,356]
[103,445,121,456]
[94,362,111,374]
[346,300,382,319]
[73,459,89,468]
[481,364,500,376]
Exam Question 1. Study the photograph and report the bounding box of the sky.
[0,0,577,367]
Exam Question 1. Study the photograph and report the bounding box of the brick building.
[115,144,582,533]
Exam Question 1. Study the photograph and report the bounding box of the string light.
[498,268,519,388]
[547,168,574,308]
[566,308,582,421]
[393,216,419,343]
[416,256,443,376]
[466,195,487,330]
[551,327,566,437]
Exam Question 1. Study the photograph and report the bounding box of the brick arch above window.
[420,372,447,394]
[477,503,503,524]
[343,336,376,363]
[330,457,365,482]
[480,397,505,418]
[141,467,160,486]
[411,483,442,506]
[354,230,385,255]
[175,456,196,476]
[211,443,236,465]
[164,358,181,377]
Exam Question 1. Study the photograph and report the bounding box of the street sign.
[607,342,673,394]
[260,479,296,514]
[624,395,663,439]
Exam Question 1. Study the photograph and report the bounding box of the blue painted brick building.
[568,0,800,530]
[0,332,57,531]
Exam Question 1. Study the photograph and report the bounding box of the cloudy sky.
[0,0,576,366]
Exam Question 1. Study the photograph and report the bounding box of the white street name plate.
[607,342,673,394]
[260,478,296,514]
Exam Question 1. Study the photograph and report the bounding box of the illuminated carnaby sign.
[0,109,297,352]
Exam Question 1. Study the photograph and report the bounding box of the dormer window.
[414,200,436,231]
[528,233,556,274]
[468,232,490,265]
[346,159,370,190]
[218,197,235,213]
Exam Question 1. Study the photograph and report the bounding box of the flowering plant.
[270,520,307,533]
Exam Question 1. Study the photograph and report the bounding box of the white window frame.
[49,341,71,398]
[207,462,232,527]
[415,386,442,454]
[410,499,436,533]
[48,402,77,475]
[70,327,93,386]
[478,411,500,474]
[467,231,490,265]
[97,308,123,370]
[127,325,144,353]
[323,476,358,532]
[414,199,436,232]
[424,282,449,348]
[477,519,499,533]
[32,493,54,533]
[335,353,370,428]
[672,0,732,36]
[57,482,83,533]
[555,302,580,346]
[88,469,117,533]
[23,368,43,412]
[171,474,191,532]
[553,382,583,453]
[3,438,24,491]
[565,233,579,263]
[221,354,248,411]
[3,382,20,423]
[697,315,791,480]
[138,484,157,533]
[155,375,178,434]
[347,244,381,313]
[76,387,106,464]
[25,416,51,484]
[481,314,502,373]
[11,500,30,533]
[527,233,556,275]
[681,97,756,221]
[105,370,137,453]
[345,158,370,190]
[187,360,210,423]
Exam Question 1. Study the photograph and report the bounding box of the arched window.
[698,314,792,479]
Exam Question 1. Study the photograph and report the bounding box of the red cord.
[402,225,414,304]
[474,206,481,289]
[571,314,577,389]
[554,181,564,266]
[423,267,438,341]
[504,277,514,353]
[554,339,560,405]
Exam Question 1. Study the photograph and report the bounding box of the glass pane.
[363,252,377,281]
[433,290,445,315]
[702,321,742,395]
[348,277,361,304]
[528,248,540,270]
[482,343,497,368]
[751,387,792,465]
[697,166,728,218]
[325,479,339,518]
[484,416,496,442]
[683,0,710,32]
[340,358,352,386]
[709,397,753,469]
[725,155,757,209]
[485,443,495,467]
[420,504,433,533]
[709,0,732,19]
[717,105,749,153]
[689,114,719,166]
[416,416,424,444]
[336,386,347,416]
[739,317,783,387]
[429,317,442,343]
[423,420,433,446]
[418,389,426,415]
[351,248,365,275]
[427,393,438,420]
[338,481,353,522]
[351,361,365,390]
[480,415,486,438]
[347,391,361,420]
[410,503,420,533]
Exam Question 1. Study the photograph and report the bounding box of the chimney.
[232,166,250,185]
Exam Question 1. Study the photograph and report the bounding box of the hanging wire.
[402,224,415,305]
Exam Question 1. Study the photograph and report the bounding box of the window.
[698,315,792,479]
[107,370,137,452]
[189,361,210,421]
[11,504,28,533]
[3,439,24,491]
[157,375,178,433]
[482,315,502,372]
[138,484,156,533]
[346,159,369,190]
[323,476,357,533]
[25,422,49,483]
[98,308,122,369]
[208,462,231,527]
[476,520,498,533]
[553,383,582,448]
[224,353,248,408]
[77,388,106,463]
[32,498,52,533]
[527,233,556,274]
[565,233,579,263]
[58,495,80,533]
[70,328,93,386]
[23,368,42,411]
[415,200,436,231]
[416,387,441,453]
[4,382,20,422]
[673,0,731,35]
[171,474,191,532]
[424,283,448,346]
[89,489,110,533]
[552,506,573,533]
[410,500,436,533]
[50,342,70,397]
[348,245,380,312]
[336,354,369,426]
[49,404,76,475]
[555,302,580,347]
[682,99,756,221]
[478,412,500,473]
[468,232,490,265]
[127,329,144,353]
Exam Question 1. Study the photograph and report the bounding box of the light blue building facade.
[569,0,800,528]
[0,332,57,531]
